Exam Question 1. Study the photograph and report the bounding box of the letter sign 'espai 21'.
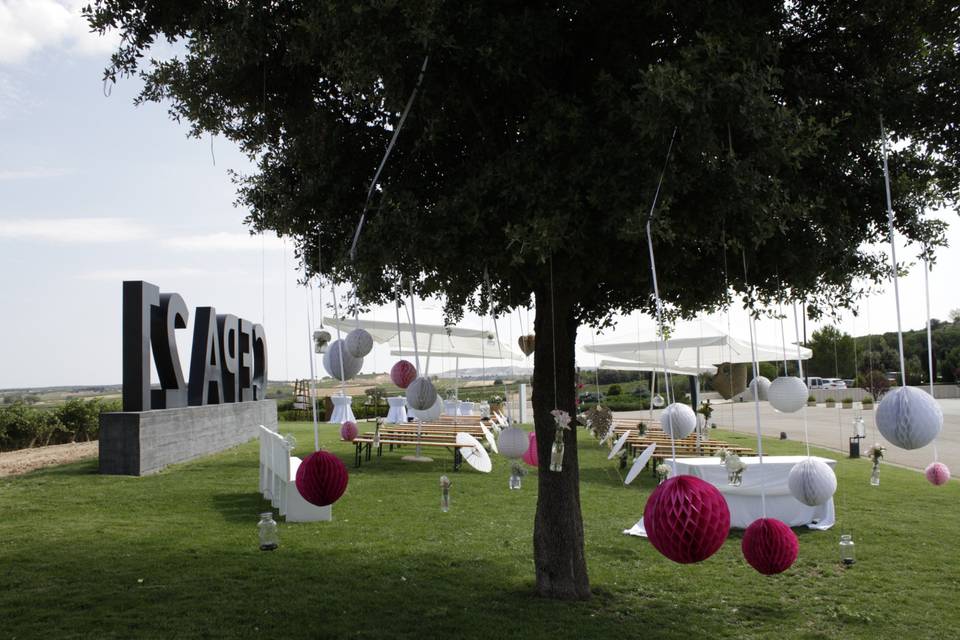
[122,281,267,411]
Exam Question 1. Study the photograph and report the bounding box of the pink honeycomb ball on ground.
[340,421,358,442]
[925,462,951,486]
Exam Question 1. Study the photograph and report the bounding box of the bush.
[862,396,874,406]
[607,384,622,396]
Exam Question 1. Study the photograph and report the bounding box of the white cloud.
[163,231,285,252]
[0,166,74,180]
[0,0,118,66]
[0,217,150,243]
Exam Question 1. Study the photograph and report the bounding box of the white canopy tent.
[595,359,718,376]
[323,317,523,375]
[583,333,811,369]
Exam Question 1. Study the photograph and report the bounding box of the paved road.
[615,398,960,473]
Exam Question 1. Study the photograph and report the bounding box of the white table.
[459,401,475,416]
[329,395,356,424]
[444,399,461,417]
[625,455,836,535]
[386,397,407,424]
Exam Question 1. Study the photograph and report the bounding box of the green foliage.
[606,384,622,396]
[856,370,892,400]
[758,362,778,380]
[862,396,874,405]
[0,397,120,451]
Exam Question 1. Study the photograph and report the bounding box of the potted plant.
[825,397,836,408]
[862,395,874,410]
[842,397,853,409]
[807,395,817,407]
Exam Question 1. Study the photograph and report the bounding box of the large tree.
[87,1,958,600]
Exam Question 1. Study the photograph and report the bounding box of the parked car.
[807,377,847,390]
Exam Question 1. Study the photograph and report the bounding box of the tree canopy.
[86,1,958,321]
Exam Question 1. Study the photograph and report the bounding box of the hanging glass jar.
[548,409,571,473]
[549,428,565,472]
[258,512,279,551]
[440,475,451,512]
[839,534,855,566]
[509,462,524,490]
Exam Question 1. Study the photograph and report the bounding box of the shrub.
[825,397,835,404]
[842,397,853,405]
[808,395,816,402]
[607,384,622,396]
[862,396,874,406]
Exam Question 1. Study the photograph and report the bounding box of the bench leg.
[454,449,462,471]
[355,442,362,468]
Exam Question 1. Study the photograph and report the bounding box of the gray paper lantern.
[410,395,443,421]
[748,376,772,401]
[498,426,529,459]
[768,376,808,413]
[406,376,438,411]
[661,402,697,439]
[323,340,363,381]
[345,328,374,358]
[875,386,943,450]
[787,458,837,506]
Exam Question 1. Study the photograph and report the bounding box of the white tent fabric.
[584,333,811,368]
[324,317,523,364]
[596,358,717,376]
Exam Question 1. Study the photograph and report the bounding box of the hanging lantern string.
[792,302,812,458]
[742,251,768,519]
[643,126,678,470]
[880,117,908,386]
[777,297,789,376]
[591,331,602,406]
[549,256,559,409]
[305,285,320,451]
[394,285,404,354]
[721,222,735,433]
[316,229,324,329]
[330,281,348,398]
[349,55,430,261]
[485,269,512,418]
[408,281,422,372]
[922,250,939,463]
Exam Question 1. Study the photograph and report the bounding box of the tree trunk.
[532,284,590,600]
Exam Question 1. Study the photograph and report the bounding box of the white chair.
[258,425,331,523]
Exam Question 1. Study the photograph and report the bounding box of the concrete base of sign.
[99,400,277,476]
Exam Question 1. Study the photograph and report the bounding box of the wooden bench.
[352,434,469,469]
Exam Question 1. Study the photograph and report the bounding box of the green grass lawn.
[1,424,958,639]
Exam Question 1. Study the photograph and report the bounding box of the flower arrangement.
[867,443,885,464]
[655,463,671,483]
[717,447,730,463]
[725,452,747,486]
[488,394,504,405]
[637,421,647,436]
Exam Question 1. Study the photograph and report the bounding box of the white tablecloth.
[459,401,475,416]
[328,395,356,424]
[625,455,836,535]
[444,399,461,416]
[386,397,407,424]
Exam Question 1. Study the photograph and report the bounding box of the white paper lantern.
[875,386,943,450]
[787,458,837,506]
[498,426,529,459]
[748,376,772,401]
[409,395,443,421]
[661,402,697,439]
[345,328,374,358]
[406,376,438,411]
[323,340,363,381]
[768,376,808,413]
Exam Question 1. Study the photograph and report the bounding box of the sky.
[0,0,958,389]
